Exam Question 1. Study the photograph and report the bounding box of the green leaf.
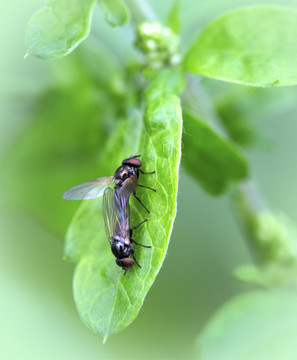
[65,68,184,340]
[97,0,129,27]
[25,0,95,59]
[196,291,297,360]
[183,6,297,87]
[167,1,181,34]
[182,110,248,195]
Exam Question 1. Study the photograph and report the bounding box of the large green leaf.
[64,68,184,340]
[25,0,95,59]
[182,110,248,195]
[97,0,129,27]
[196,291,297,360]
[184,6,297,87]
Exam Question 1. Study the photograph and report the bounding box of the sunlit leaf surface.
[184,6,297,87]
[25,0,96,59]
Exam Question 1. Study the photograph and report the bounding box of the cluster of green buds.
[232,182,297,266]
[135,21,180,69]
[252,211,297,265]
[232,183,297,287]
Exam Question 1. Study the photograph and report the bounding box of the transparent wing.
[103,188,130,243]
[103,187,117,243]
[62,176,114,200]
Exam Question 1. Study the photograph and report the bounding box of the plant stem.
[182,75,229,138]
[183,76,268,263]
[230,181,267,264]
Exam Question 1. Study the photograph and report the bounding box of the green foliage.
[214,86,262,146]
[64,68,183,340]
[167,1,181,34]
[196,291,297,360]
[234,264,297,288]
[208,81,297,147]
[232,184,297,266]
[2,42,125,234]
[252,211,297,264]
[21,0,297,346]
[184,6,297,87]
[97,0,129,27]
[25,0,96,59]
[183,110,248,195]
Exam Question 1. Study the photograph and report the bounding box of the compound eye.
[115,259,123,267]
[122,157,142,168]
[122,258,134,267]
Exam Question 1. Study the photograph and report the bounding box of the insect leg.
[139,169,156,175]
[131,218,148,230]
[131,250,141,268]
[130,218,148,237]
[131,239,151,248]
[137,184,156,192]
[133,192,150,213]
[123,267,132,276]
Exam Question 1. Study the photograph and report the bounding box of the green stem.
[183,76,267,263]
[230,181,266,264]
[182,75,228,138]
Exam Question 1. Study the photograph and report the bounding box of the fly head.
[115,257,135,272]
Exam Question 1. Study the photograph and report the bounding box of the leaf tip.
[24,51,30,59]
[102,335,108,344]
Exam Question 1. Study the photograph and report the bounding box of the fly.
[62,155,156,273]
[62,155,156,213]
[103,187,151,273]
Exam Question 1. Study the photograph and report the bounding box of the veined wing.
[103,188,130,243]
[62,176,114,200]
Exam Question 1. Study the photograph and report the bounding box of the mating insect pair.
[63,155,156,273]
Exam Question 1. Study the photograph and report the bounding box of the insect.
[103,187,151,273]
[62,155,156,213]
[63,155,156,273]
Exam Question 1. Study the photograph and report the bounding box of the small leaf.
[182,110,248,195]
[184,6,297,87]
[167,1,181,34]
[25,0,96,59]
[97,0,129,27]
[196,291,297,360]
[65,68,184,339]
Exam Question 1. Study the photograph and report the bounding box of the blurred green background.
[1,0,297,359]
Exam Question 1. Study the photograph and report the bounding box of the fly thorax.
[111,237,132,259]
[114,165,136,187]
